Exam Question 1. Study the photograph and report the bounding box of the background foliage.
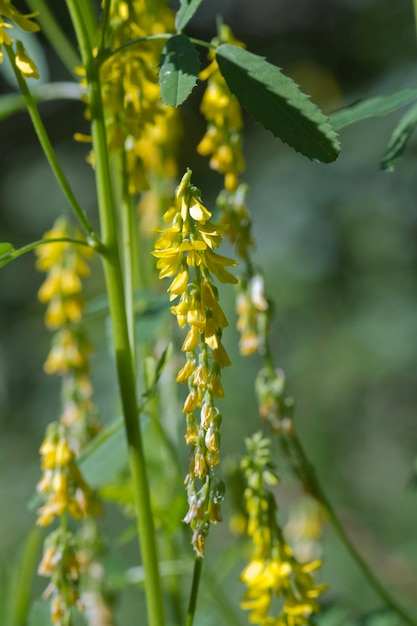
[1,0,417,623]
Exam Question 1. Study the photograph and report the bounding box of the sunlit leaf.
[175,0,204,31]
[380,101,417,171]
[159,35,200,106]
[331,88,417,130]
[216,44,340,163]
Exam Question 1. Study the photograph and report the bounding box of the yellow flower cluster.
[36,218,99,451]
[0,0,39,77]
[36,218,92,330]
[100,0,181,195]
[36,219,102,624]
[197,26,245,192]
[38,527,83,625]
[153,169,237,555]
[36,423,97,528]
[241,434,327,626]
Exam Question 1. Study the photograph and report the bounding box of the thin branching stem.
[283,431,417,626]
[5,46,101,249]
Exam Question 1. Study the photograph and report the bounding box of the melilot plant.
[0,1,416,626]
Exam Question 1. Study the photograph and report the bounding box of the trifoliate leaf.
[216,44,340,163]
[159,34,200,107]
[175,0,204,31]
[380,101,417,171]
[331,88,417,130]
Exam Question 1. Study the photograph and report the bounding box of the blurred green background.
[1,0,417,624]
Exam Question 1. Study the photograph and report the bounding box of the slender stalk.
[413,0,417,40]
[99,0,111,52]
[5,46,101,248]
[102,34,213,66]
[185,557,203,626]
[284,431,417,626]
[0,237,92,270]
[65,2,165,624]
[25,0,80,75]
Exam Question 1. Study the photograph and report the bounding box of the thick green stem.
[64,2,165,624]
[5,46,100,247]
[185,557,203,626]
[120,152,138,368]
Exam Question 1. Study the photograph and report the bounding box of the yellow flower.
[15,40,39,78]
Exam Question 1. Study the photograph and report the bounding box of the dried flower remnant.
[153,169,237,555]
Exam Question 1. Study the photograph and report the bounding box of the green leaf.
[175,0,204,31]
[28,601,53,626]
[142,343,173,399]
[0,243,14,256]
[331,88,417,130]
[0,82,82,121]
[79,419,127,488]
[216,44,340,163]
[0,243,15,268]
[159,34,199,107]
[380,101,417,171]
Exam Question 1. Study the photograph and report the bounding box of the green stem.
[5,46,101,248]
[102,33,213,66]
[99,0,111,52]
[65,2,165,625]
[185,557,203,626]
[25,0,80,75]
[285,431,417,626]
[120,151,138,368]
[413,0,417,40]
[0,237,92,270]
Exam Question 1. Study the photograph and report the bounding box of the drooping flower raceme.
[240,434,327,626]
[153,169,237,555]
[35,219,105,624]
[198,25,245,193]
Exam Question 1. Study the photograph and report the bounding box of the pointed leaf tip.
[216,44,340,163]
[380,101,417,172]
[159,35,200,107]
[175,0,204,31]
